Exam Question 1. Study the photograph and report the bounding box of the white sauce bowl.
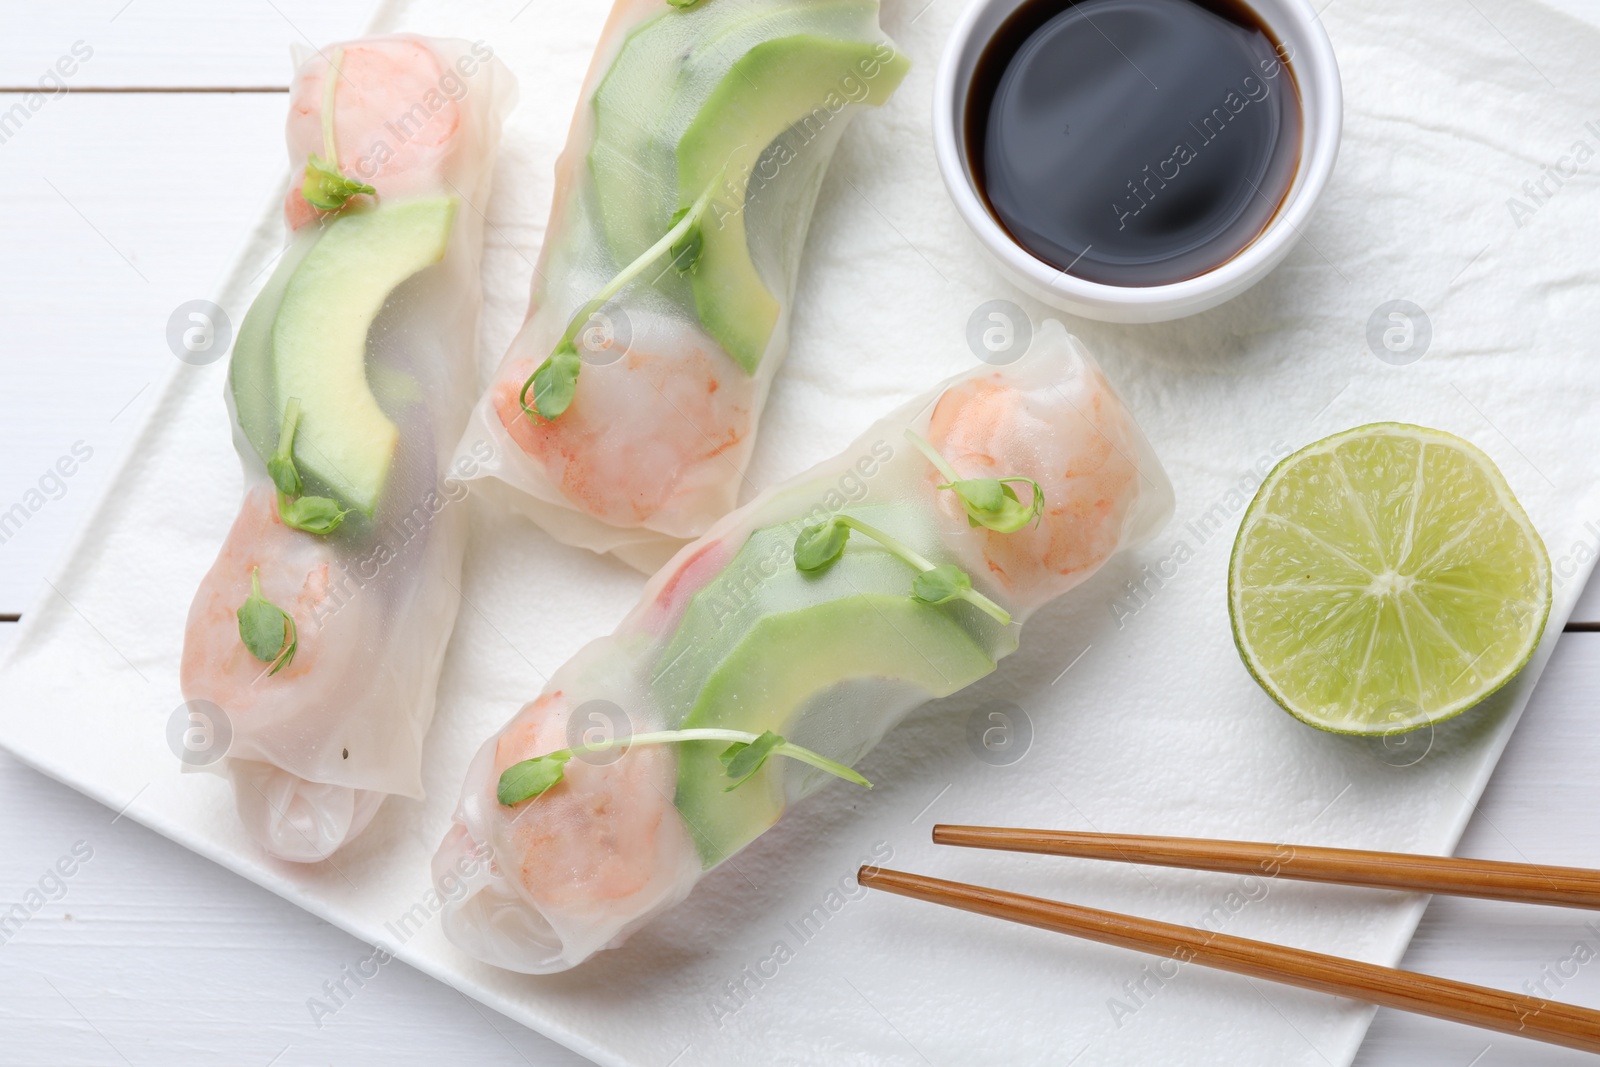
[934,0,1343,323]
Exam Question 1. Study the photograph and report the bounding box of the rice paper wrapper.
[455,0,911,571]
[177,36,517,859]
[437,323,1173,972]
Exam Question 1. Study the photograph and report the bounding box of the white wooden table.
[3,3,1600,1064]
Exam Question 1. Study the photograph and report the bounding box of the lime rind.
[1228,423,1551,736]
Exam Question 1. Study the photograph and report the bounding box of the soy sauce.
[966,0,1302,287]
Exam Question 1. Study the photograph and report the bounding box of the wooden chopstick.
[858,865,1600,1054]
[933,825,1600,909]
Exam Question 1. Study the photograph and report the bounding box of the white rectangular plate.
[6,0,1600,1062]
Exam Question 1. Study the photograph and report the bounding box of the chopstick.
[932,825,1600,909]
[858,865,1600,1054]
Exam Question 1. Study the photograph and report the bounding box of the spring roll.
[455,0,911,571]
[435,321,1175,971]
[180,36,515,861]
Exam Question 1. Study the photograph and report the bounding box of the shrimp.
[282,38,462,230]
[490,692,697,912]
[925,367,1147,610]
[491,341,754,532]
[454,0,908,562]
[434,325,1174,974]
[181,34,509,861]
[180,487,363,720]
[638,534,736,635]
[181,487,388,861]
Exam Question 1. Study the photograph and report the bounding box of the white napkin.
[4,0,1600,1062]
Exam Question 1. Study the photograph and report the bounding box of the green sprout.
[793,515,1012,625]
[236,567,297,675]
[905,429,1044,534]
[299,47,376,212]
[267,398,351,535]
[520,178,721,421]
[496,728,868,806]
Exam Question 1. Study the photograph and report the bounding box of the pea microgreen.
[793,514,1012,625]
[525,343,583,423]
[496,750,572,805]
[904,429,1044,533]
[520,177,721,421]
[277,494,350,535]
[236,566,297,675]
[793,519,850,571]
[299,48,376,212]
[301,155,377,212]
[719,729,785,790]
[268,398,351,535]
[668,206,704,275]
[495,727,868,806]
[910,564,975,606]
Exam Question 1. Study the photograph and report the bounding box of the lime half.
[1229,423,1551,735]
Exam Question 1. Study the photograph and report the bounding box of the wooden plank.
[1356,633,1600,1066]
[0,631,1595,1065]
[0,0,374,90]
[0,91,288,616]
[1,5,1599,1064]
[1572,576,1600,627]
[0,750,593,1066]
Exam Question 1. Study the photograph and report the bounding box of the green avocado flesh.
[679,36,907,371]
[674,596,994,865]
[231,230,317,464]
[589,0,878,263]
[659,514,998,867]
[588,1,906,373]
[231,197,456,516]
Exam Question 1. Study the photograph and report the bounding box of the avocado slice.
[656,511,1005,866]
[588,0,882,270]
[268,198,456,515]
[677,35,908,371]
[671,595,995,865]
[587,1,907,373]
[230,226,320,463]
